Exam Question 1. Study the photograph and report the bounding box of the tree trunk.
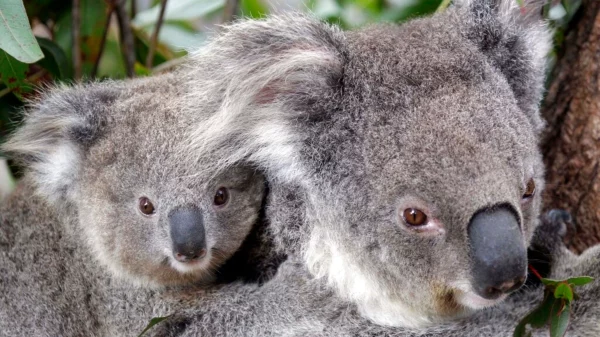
[542,0,600,253]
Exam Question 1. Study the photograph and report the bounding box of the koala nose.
[169,206,207,263]
[468,205,527,300]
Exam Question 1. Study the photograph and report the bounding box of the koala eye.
[139,197,156,215]
[522,179,536,200]
[402,208,427,227]
[214,187,229,206]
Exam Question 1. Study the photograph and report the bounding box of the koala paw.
[526,209,572,282]
[540,209,572,239]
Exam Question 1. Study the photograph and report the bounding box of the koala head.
[185,0,550,328]
[2,74,265,287]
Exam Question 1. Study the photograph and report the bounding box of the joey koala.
[180,0,552,329]
[145,209,600,337]
[0,73,265,336]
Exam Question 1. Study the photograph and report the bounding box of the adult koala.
[143,211,600,337]
[0,73,267,336]
[182,0,550,328]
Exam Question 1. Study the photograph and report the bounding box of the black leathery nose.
[468,205,527,300]
[169,206,206,262]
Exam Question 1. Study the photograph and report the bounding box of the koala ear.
[455,0,552,134]
[1,83,117,204]
[186,13,345,181]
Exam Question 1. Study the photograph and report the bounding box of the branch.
[152,56,186,74]
[145,0,168,69]
[130,0,137,19]
[92,4,115,78]
[113,0,135,77]
[72,0,82,80]
[222,0,240,23]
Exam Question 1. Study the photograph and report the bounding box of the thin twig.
[0,70,48,99]
[113,0,135,77]
[152,56,187,74]
[92,4,115,78]
[528,264,543,280]
[222,0,240,23]
[145,0,168,69]
[130,0,137,19]
[72,0,82,80]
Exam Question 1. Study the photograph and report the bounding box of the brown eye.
[139,197,156,215]
[402,208,427,227]
[523,179,536,199]
[214,187,229,206]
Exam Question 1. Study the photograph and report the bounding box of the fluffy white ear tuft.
[183,13,345,183]
[2,83,116,205]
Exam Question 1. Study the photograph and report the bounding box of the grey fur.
[151,209,600,337]
[0,73,266,335]
[180,0,552,328]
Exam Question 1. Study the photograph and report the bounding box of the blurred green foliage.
[0,0,583,182]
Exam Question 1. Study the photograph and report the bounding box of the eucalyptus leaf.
[513,291,555,337]
[567,276,594,286]
[528,292,556,328]
[549,300,570,337]
[554,283,573,302]
[150,24,205,51]
[0,49,30,100]
[0,0,43,63]
[309,0,342,19]
[133,0,225,27]
[134,62,151,77]
[137,315,171,337]
[35,37,71,80]
[541,278,561,286]
[241,0,268,18]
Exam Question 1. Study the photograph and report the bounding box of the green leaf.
[528,292,556,328]
[514,291,555,336]
[549,300,570,337]
[134,62,151,76]
[379,0,442,23]
[354,0,384,14]
[140,23,205,51]
[35,37,71,80]
[309,0,342,19]
[131,25,181,69]
[240,0,268,18]
[541,278,561,286]
[133,0,225,27]
[0,49,30,100]
[554,283,573,302]
[567,276,594,286]
[0,0,43,63]
[137,315,171,337]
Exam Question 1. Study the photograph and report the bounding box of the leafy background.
[0,0,581,198]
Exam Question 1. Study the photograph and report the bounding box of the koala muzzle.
[168,206,207,263]
[468,205,527,300]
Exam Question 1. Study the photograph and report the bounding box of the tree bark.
[542,0,600,253]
